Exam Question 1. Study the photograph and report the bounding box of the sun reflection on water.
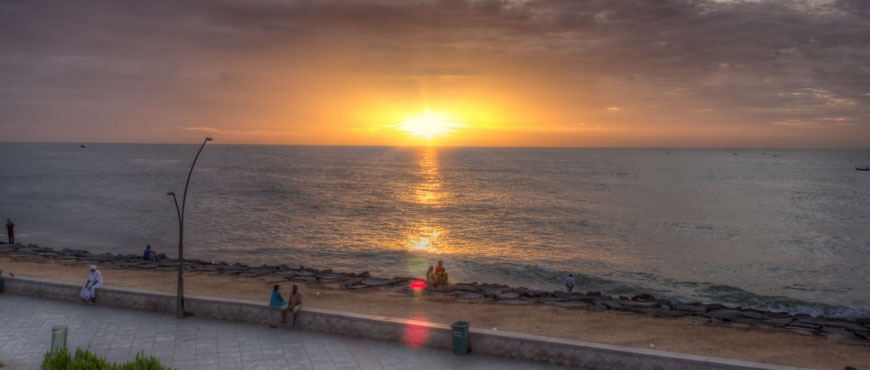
[412,148,443,206]
[404,221,446,253]
[403,147,449,254]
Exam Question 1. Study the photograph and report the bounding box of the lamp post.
[167,137,213,319]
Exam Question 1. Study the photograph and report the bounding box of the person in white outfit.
[80,265,103,304]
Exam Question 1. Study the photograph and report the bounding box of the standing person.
[5,218,14,244]
[80,265,103,304]
[288,284,303,329]
[565,273,576,293]
[269,284,289,328]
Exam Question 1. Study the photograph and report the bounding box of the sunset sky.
[1,0,869,148]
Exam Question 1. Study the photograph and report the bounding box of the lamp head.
[166,192,176,196]
[205,137,213,142]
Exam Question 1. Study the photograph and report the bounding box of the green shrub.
[40,348,172,370]
[41,347,70,370]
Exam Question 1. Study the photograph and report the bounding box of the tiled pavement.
[0,294,572,370]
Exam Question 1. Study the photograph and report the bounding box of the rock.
[497,292,520,300]
[786,322,821,331]
[520,289,547,298]
[548,301,591,309]
[269,271,298,279]
[704,303,727,311]
[445,285,483,294]
[290,276,317,283]
[706,309,742,322]
[457,293,485,300]
[602,301,622,310]
[654,310,690,318]
[631,293,656,302]
[586,291,602,297]
[621,301,659,309]
[359,271,371,278]
[763,318,794,327]
[672,304,708,314]
[822,321,867,332]
[495,299,531,305]
[357,278,400,288]
[315,275,343,284]
[735,310,769,320]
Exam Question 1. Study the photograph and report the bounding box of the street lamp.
[167,137,213,319]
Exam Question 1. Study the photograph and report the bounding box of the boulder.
[548,301,592,309]
[497,292,520,300]
[457,293,485,300]
[631,293,656,302]
[672,304,708,314]
[763,318,794,327]
[496,299,531,305]
[290,276,318,283]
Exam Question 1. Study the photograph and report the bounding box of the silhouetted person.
[5,218,14,244]
[565,273,576,293]
[143,244,157,261]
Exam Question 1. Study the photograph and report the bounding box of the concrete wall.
[1,276,806,370]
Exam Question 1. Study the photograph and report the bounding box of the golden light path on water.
[401,147,447,346]
[403,147,449,254]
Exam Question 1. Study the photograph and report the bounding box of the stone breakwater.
[2,243,869,343]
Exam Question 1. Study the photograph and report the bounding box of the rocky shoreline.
[2,242,869,343]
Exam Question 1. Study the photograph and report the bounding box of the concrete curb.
[1,276,810,370]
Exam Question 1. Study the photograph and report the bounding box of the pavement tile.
[0,294,570,370]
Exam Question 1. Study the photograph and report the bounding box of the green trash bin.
[450,321,470,355]
[51,326,68,353]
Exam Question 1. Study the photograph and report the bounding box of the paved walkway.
[0,294,572,370]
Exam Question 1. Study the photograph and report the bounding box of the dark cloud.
[1,0,868,146]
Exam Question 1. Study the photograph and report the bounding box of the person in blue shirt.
[143,244,156,261]
[269,284,289,328]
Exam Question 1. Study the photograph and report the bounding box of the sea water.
[1,143,868,317]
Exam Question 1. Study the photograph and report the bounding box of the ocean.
[1,143,869,317]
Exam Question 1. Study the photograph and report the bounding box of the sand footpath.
[1,255,867,370]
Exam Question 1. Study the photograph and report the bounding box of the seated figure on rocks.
[433,260,449,287]
[143,244,159,261]
[425,266,435,286]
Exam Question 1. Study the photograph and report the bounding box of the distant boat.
[857,166,870,171]
[80,144,87,149]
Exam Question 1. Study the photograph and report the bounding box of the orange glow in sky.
[3,1,868,148]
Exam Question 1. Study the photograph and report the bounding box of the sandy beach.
[1,255,867,370]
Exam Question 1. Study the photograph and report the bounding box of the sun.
[398,111,464,140]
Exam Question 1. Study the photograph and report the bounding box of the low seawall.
[1,276,805,370]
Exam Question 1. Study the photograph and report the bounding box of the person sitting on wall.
[269,284,289,328]
[80,265,103,304]
[288,284,303,329]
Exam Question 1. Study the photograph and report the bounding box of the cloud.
[1,0,869,146]
[771,117,855,129]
